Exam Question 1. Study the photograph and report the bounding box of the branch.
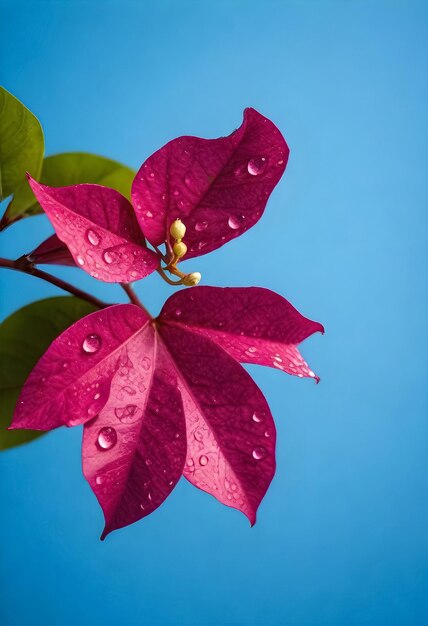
[0,257,108,309]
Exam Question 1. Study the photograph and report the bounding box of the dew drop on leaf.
[96,475,104,485]
[199,454,208,466]
[195,221,208,232]
[86,229,100,246]
[175,308,182,316]
[103,250,117,264]
[247,157,267,176]
[82,334,102,354]
[114,404,141,424]
[252,446,267,460]
[141,356,151,370]
[252,411,263,423]
[97,427,117,450]
[77,256,85,266]
[228,215,243,230]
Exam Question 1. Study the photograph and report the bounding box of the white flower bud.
[183,272,201,286]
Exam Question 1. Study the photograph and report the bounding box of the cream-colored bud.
[183,272,201,286]
[170,219,186,240]
[173,241,187,258]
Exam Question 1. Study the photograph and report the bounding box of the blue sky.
[1,1,427,625]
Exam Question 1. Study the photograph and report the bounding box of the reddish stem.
[0,257,107,309]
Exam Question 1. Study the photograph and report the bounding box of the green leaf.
[0,296,97,451]
[2,152,136,229]
[0,86,44,201]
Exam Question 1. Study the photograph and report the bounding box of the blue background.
[1,1,427,625]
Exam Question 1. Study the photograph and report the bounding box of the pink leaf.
[160,286,324,381]
[27,176,159,283]
[10,304,151,430]
[132,108,289,259]
[27,234,76,266]
[158,323,276,525]
[11,285,322,535]
[83,331,186,539]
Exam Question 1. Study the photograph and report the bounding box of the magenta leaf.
[11,304,151,430]
[83,333,186,539]
[158,324,276,524]
[132,108,289,259]
[11,285,322,536]
[27,176,159,282]
[160,286,324,380]
[27,234,75,266]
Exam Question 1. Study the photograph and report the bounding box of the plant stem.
[0,257,107,309]
[120,283,153,318]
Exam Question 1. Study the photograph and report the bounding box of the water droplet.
[193,429,204,442]
[115,404,140,423]
[86,229,100,246]
[195,221,208,232]
[264,430,271,438]
[199,454,208,466]
[277,159,284,165]
[175,308,182,316]
[94,392,101,400]
[245,346,257,357]
[95,475,104,485]
[252,411,263,423]
[146,210,153,218]
[228,215,243,230]
[141,357,151,370]
[247,157,267,176]
[77,256,85,266]
[103,250,118,264]
[252,446,267,460]
[187,458,194,467]
[97,427,117,450]
[82,334,102,354]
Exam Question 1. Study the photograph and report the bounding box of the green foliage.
[0,86,44,201]
[0,297,97,451]
[4,152,136,227]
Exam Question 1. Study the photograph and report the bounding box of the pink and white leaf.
[83,329,186,539]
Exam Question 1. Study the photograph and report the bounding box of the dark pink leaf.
[160,286,324,381]
[27,176,159,282]
[158,323,276,524]
[27,234,75,266]
[10,304,151,430]
[83,331,186,539]
[11,283,322,534]
[132,108,289,259]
